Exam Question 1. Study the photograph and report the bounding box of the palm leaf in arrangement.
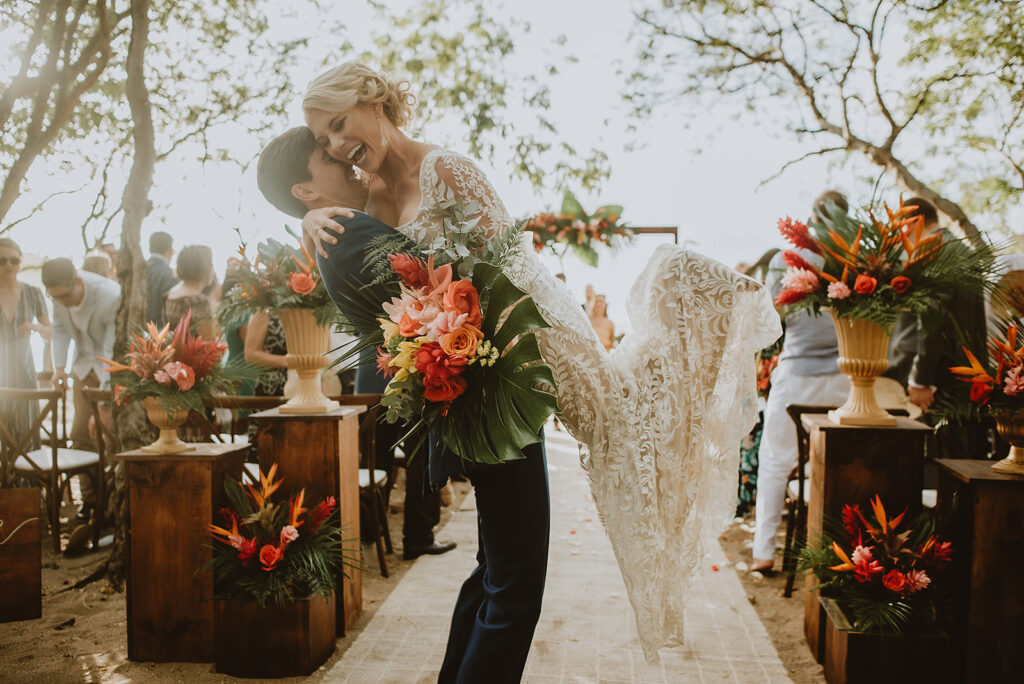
[441,262,559,464]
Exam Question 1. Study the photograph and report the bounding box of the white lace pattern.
[392,149,783,662]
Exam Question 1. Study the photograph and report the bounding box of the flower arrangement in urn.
[205,464,351,606]
[800,495,954,634]
[526,190,633,267]
[773,197,994,327]
[98,311,250,452]
[217,233,338,327]
[950,322,1024,473]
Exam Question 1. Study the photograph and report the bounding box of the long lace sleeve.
[431,151,513,246]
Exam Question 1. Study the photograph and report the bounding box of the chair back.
[0,387,62,487]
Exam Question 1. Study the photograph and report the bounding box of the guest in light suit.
[41,258,121,526]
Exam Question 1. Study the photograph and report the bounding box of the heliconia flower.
[904,569,931,593]
[827,281,851,300]
[781,267,820,294]
[778,217,822,254]
[1004,365,1024,396]
[280,525,299,547]
[781,250,816,272]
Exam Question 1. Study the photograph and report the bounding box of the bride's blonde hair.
[303,62,416,128]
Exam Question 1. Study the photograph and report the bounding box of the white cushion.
[15,448,99,473]
[922,489,937,508]
[359,468,389,488]
[787,479,811,504]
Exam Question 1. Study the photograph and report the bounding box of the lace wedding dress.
[391,148,782,662]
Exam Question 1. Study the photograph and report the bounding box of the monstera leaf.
[441,262,559,464]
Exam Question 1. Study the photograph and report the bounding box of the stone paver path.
[324,428,793,683]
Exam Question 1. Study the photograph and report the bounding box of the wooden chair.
[0,386,103,552]
[82,388,117,550]
[338,393,394,577]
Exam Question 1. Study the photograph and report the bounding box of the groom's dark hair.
[257,126,317,219]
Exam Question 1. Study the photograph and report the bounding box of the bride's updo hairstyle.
[303,62,416,128]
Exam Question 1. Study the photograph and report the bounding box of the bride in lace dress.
[300,63,781,663]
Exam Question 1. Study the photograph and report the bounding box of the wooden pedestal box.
[0,487,41,622]
[117,442,247,662]
[252,406,364,636]
[820,597,952,684]
[214,593,336,678]
[801,414,931,662]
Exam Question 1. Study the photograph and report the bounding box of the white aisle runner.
[324,427,793,683]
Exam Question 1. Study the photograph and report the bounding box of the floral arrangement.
[205,464,353,606]
[333,220,559,465]
[773,197,995,328]
[217,233,338,327]
[526,190,633,266]
[756,352,778,399]
[950,321,1024,411]
[98,310,250,412]
[800,495,954,634]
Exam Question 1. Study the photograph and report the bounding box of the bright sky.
[8,0,873,335]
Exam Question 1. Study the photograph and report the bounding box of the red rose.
[882,569,907,595]
[890,276,912,294]
[423,373,468,403]
[258,543,284,571]
[388,253,430,289]
[415,342,468,382]
[853,274,878,295]
[969,382,993,404]
[289,271,317,296]
[237,537,259,566]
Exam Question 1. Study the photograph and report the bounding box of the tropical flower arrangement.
[98,310,250,412]
[217,233,339,328]
[205,464,352,606]
[773,197,995,328]
[800,495,954,634]
[949,321,1024,411]
[526,190,633,267]
[333,217,559,465]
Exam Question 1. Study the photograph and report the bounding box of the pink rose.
[827,281,851,300]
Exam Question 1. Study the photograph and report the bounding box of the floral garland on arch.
[217,231,339,328]
[526,190,634,267]
[773,197,996,329]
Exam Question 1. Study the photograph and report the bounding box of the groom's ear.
[291,182,316,204]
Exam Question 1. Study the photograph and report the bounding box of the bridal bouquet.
[217,233,338,327]
[526,190,633,266]
[773,197,995,328]
[205,464,353,606]
[800,495,954,634]
[336,215,559,465]
[98,310,249,412]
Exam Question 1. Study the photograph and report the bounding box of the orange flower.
[289,271,316,295]
[890,276,912,294]
[443,279,482,327]
[258,544,284,571]
[853,274,877,295]
[440,324,484,357]
[423,374,468,402]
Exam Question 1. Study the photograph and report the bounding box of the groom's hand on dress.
[302,206,354,258]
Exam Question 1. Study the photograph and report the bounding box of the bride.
[293,62,781,675]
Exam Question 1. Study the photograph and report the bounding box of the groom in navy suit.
[258,127,550,683]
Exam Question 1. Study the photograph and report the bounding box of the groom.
[257,127,550,683]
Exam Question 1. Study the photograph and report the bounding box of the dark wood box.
[821,596,952,684]
[214,593,336,678]
[0,487,41,622]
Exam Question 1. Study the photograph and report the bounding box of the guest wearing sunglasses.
[0,238,52,450]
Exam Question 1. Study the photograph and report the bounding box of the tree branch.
[758,146,846,187]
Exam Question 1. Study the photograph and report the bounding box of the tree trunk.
[105,0,154,589]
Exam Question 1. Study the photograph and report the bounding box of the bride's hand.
[302,206,355,258]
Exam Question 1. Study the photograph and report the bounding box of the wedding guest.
[164,244,216,340]
[42,257,120,528]
[885,197,988,457]
[146,231,178,328]
[220,267,255,398]
[99,242,119,277]
[751,191,851,573]
[589,294,616,352]
[82,251,114,279]
[244,309,288,398]
[0,238,52,449]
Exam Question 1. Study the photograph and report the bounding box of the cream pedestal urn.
[828,311,897,427]
[277,308,339,414]
[992,414,1024,475]
[140,396,196,454]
